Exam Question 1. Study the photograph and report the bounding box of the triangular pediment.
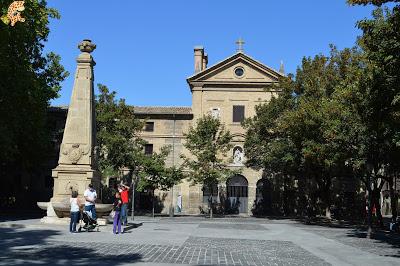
[187,52,283,84]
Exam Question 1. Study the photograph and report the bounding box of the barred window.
[227,186,248,198]
[144,144,153,155]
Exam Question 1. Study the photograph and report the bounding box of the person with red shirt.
[119,183,130,226]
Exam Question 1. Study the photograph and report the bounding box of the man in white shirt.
[83,184,97,220]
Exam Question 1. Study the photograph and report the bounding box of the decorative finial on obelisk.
[236,37,245,53]
[78,39,96,53]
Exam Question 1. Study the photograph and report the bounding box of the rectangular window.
[144,122,154,132]
[233,105,245,122]
[144,144,153,155]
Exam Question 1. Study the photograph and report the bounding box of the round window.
[235,67,244,77]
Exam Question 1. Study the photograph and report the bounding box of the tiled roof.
[48,105,192,115]
[48,105,68,112]
[133,106,192,115]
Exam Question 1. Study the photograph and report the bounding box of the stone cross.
[236,38,245,53]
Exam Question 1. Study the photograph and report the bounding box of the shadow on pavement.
[123,222,143,233]
[0,209,45,222]
[0,227,143,265]
[346,229,400,258]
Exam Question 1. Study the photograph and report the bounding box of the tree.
[323,3,400,234]
[182,115,235,218]
[96,84,144,178]
[244,79,301,216]
[0,0,68,206]
[354,5,400,229]
[137,146,184,217]
[96,83,148,218]
[245,47,366,219]
[348,0,399,5]
[96,84,184,217]
[246,2,400,233]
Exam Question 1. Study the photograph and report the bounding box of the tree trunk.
[282,175,286,216]
[366,176,373,239]
[324,178,332,220]
[152,190,155,218]
[373,191,384,228]
[131,182,135,221]
[316,176,332,220]
[209,194,213,219]
[389,178,398,222]
[325,207,331,220]
[372,181,385,228]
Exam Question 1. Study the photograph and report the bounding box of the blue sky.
[46,1,375,107]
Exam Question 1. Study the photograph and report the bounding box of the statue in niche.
[210,107,220,119]
[233,146,244,165]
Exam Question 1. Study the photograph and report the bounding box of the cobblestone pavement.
[198,223,267,231]
[0,237,328,266]
[298,226,400,258]
[1,217,400,266]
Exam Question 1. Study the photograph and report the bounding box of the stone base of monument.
[37,201,112,226]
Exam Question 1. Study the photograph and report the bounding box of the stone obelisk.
[51,39,100,204]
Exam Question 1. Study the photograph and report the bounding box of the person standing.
[69,190,80,233]
[113,192,123,234]
[83,184,97,220]
[119,183,130,226]
[176,193,182,213]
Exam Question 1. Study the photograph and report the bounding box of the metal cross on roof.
[236,38,245,53]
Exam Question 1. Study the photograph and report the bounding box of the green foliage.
[245,2,400,221]
[96,83,146,183]
[355,5,400,224]
[96,83,144,176]
[0,0,68,170]
[245,47,367,217]
[182,115,236,191]
[137,146,184,192]
[243,83,297,175]
[338,5,400,184]
[347,0,399,5]
[96,84,183,192]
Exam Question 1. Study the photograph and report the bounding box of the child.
[113,191,123,234]
[70,190,80,233]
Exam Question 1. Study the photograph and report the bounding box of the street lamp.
[131,175,136,221]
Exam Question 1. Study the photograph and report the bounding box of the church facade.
[136,45,284,215]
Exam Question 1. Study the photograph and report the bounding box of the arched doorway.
[227,175,248,214]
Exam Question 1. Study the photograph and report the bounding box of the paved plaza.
[0,217,399,266]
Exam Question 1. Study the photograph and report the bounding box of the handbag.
[110,210,116,218]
